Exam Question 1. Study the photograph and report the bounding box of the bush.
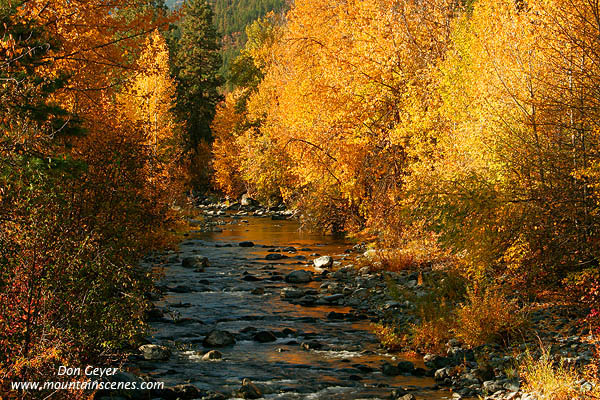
[367,249,416,272]
[409,316,455,354]
[383,270,466,353]
[455,287,527,347]
[564,267,600,338]
[372,323,404,351]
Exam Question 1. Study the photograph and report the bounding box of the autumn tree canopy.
[0,0,218,396]
[212,0,600,288]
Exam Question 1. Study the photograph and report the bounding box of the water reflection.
[140,213,450,399]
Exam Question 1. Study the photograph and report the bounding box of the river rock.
[483,380,504,393]
[281,327,297,336]
[266,253,288,261]
[399,395,416,400]
[434,367,451,381]
[169,285,193,293]
[397,360,415,374]
[504,380,520,392]
[253,330,278,343]
[95,371,147,399]
[202,350,223,360]
[358,266,372,276]
[313,256,333,269]
[203,393,227,400]
[297,295,317,306]
[236,378,262,399]
[241,194,258,207]
[251,287,265,295]
[182,256,208,270]
[239,241,255,247]
[161,383,204,400]
[301,341,323,350]
[285,270,312,283]
[323,293,345,303]
[460,372,480,386]
[326,311,346,320]
[474,364,495,381]
[390,389,409,399]
[280,287,305,299]
[448,347,475,362]
[139,344,170,361]
[203,330,236,347]
[424,353,452,369]
[382,362,400,376]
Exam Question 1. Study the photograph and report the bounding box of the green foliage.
[172,0,223,148]
[213,0,285,38]
[213,0,287,86]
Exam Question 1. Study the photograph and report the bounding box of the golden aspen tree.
[212,91,247,197]
[407,0,600,283]
[239,0,455,231]
[121,29,179,159]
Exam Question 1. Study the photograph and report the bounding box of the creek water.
[138,212,450,399]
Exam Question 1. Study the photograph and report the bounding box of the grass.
[378,270,466,353]
[520,348,599,400]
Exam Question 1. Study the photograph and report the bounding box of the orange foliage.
[0,1,183,396]
[212,91,248,198]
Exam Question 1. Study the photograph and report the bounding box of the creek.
[136,210,449,399]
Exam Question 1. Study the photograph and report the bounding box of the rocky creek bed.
[97,201,597,400]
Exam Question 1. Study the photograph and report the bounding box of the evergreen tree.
[173,0,223,150]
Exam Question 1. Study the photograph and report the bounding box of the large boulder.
[285,270,312,283]
[203,330,236,347]
[139,344,170,361]
[181,256,208,270]
[313,256,333,269]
